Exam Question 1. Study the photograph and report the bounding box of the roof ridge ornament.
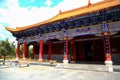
[88,0,91,7]
[59,10,62,14]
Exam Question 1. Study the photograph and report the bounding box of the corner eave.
[5,27,17,33]
[5,0,120,33]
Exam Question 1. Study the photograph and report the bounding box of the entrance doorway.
[84,41,93,61]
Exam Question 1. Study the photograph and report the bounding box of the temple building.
[6,0,120,65]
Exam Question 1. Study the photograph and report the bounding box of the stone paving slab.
[30,62,120,72]
[0,63,120,80]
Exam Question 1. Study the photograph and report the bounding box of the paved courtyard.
[0,63,120,80]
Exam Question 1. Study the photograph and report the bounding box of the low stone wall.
[34,54,39,59]
[43,55,71,62]
[112,54,120,65]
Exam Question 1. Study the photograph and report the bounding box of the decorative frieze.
[18,21,120,43]
[108,21,120,32]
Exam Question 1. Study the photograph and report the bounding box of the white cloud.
[45,0,53,7]
[0,24,5,31]
[0,0,59,27]
[55,0,103,11]
[0,0,103,28]
[0,24,15,41]
[55,0,88,11]
[91,0,104,4]
[0,24,8,38]
[0,33,4,39]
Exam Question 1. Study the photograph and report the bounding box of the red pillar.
[63,36,69,63]
[103,32,113,72]
[32,43,36,59]
[39,40,43,61]
[23,42,28,60]
[103,32,112,61]
[48,40,52,60]
[16,42,20,60]
[102,22,113,72]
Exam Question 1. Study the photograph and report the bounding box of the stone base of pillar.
[22,58,27,61]
[105,60,113,66]
[105,60,113,72]
[63,60,69,64]
[38,59,43,62]
[15,58,19,61]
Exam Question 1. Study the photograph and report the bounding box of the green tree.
[28,46,33,58]
[0,39,15,64]
[19,45,23,58]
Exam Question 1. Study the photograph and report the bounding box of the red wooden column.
[15,42,20,60]
[32,43,36,60]
[63,36,69,63]
[103,32,112,63]
[102,22,113,68]
[39,40,43,61]
[22,42,28,60]
[71,39,76,62]
[48,40,52,60]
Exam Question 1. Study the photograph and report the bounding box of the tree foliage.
[0,39,33,61]
[0,39,15,59]
[28,46,33,58]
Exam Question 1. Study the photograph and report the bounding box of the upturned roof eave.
[5,0,120,33]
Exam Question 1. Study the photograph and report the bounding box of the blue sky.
[0,0,103,43]
[18,0,63,8]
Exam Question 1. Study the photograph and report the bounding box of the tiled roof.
[5,0,120,32]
